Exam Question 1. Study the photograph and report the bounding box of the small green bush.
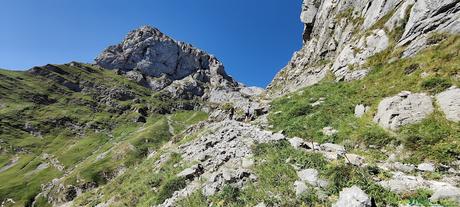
[420,77,451,93]
[155,177,187,204]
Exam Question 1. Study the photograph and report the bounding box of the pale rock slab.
[436,87,460,122]
[333,186,372,207]
[374,91,434,130]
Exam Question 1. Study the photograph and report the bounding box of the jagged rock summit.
[96,25,265,120]
[96,26,236,97]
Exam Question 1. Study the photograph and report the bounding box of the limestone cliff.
[268,0,460,96]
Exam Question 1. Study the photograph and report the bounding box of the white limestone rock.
[294,181,309,196]
[354,104,369,118]
[297,169,319,185]
[436,87,460,122]
[333,186,372,207]
[417,163,436,172]
[374,91,434,130]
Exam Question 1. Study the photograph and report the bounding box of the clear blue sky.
[0,0,303,87]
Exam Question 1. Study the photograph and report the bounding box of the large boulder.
[373,91,434,130]
[332,186,372,207]
[436,87,460,122]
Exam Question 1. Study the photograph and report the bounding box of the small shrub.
[155,177,187,204]
[360,126,394,147]
[420,77,451,93]
[214,185,244,206]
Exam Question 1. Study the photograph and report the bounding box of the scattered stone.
[344,69,369,81]
[294,181,309,197]
[354,104,369,118]
[177,164,204,180]
[430,187,460,203]
[420,72,430,78]
[379,172,425,194]
[345,154,365,167]
[254,202,267,207]
[321,151,339,160]
[311,98,325,107]
[289,137,307,149]
[374,91,434,130]
[379,162,415,173]
[241,158,254,168]
[322,127,338,136]
[436,87,460,122]
[333,186,372,207]
[320,143,346,155]
[417,163,436,172]
[297,169,319,185]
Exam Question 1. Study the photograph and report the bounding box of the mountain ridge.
[1,1,460,206]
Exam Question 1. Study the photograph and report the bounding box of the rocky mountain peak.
[95,25,237,92]
[95,25,266,120]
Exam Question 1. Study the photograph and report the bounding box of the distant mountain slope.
[0,63,208,206]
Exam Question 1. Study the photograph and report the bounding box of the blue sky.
[0,0,303,87]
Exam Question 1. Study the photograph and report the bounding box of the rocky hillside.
[268,0,460,96]
[1,0,460,207]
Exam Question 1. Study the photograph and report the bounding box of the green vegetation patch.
[269,35,460,164]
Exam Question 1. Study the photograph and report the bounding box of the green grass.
[269,35,460,164]
[170,111,208,134]
[0,63,208,206]
[73,152,186,206]
[0,155,62,206]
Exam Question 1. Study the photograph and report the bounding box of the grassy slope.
[174,35,460,207]
[269,35,460,165]
[73,111,208,206]
[0,64,208,206]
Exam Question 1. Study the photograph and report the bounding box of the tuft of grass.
[177,191,208,207]
[420,77,452,94]
[155,176,187,204]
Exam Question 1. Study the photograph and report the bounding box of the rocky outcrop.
[156,120,285,207]
[373,91,433,130]
[379,172,460,203]
[268,0,460,96]
[96,26,235,87]
[436,87,460,122]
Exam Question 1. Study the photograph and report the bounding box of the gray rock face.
[332,186,372,207]
[96,26,233,84]
[268,0,460,97]
[373,91,434,130]
[96,26,265,120]
[345,154,366,167]
[436,87,460,122]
